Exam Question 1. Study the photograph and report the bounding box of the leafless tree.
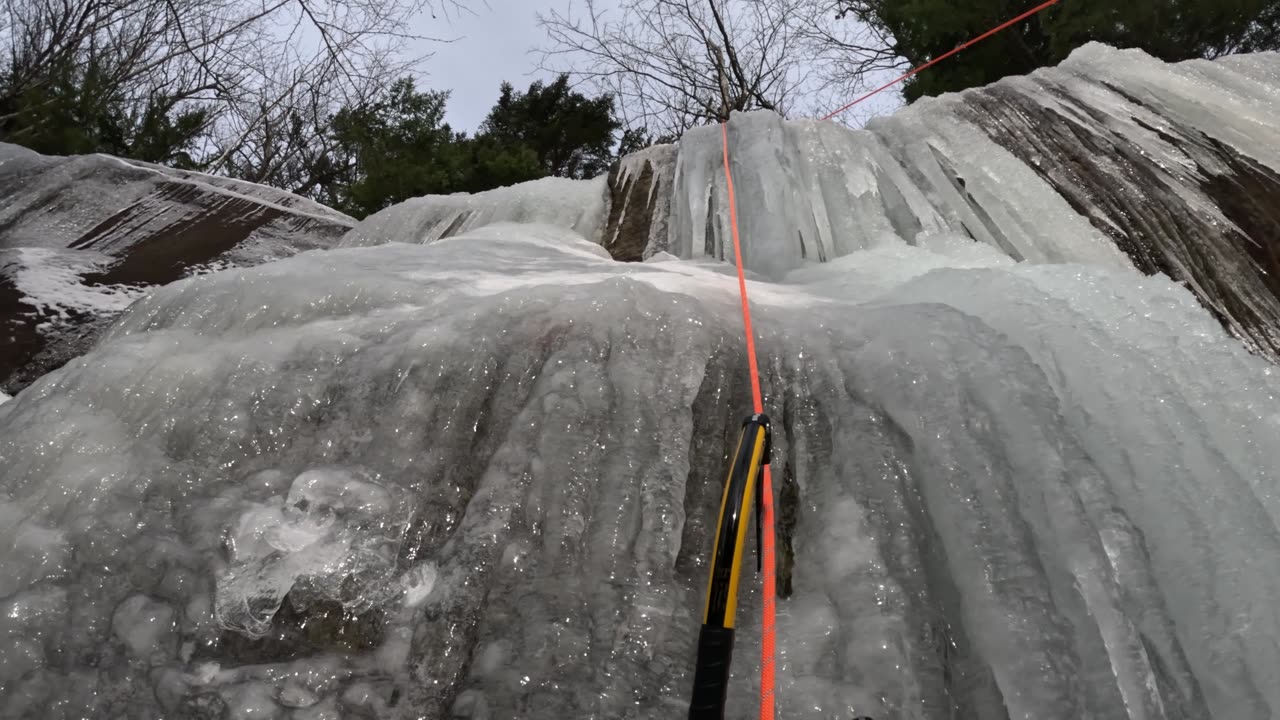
[788,0,902,121]
[538,0,809,135]
[537,0,903,135]
[0,0,468,189]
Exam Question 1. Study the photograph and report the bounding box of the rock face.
[956,52,1280,359]
[602,144,677,261]
[0,144,355,392]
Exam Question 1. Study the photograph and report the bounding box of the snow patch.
[2,248,149,332]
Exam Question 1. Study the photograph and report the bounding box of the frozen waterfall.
[3,44,1280,720]
[349,44,1280,360]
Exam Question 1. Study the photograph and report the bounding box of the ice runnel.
[669,89,1133,281]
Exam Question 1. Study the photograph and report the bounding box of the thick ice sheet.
[341,176,609,249]
[657,46,1280,362]
[668,96,1133,281]
[0,143,353,253]
[3,222,1278,719]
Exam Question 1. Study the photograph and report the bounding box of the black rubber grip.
[688,624,735,719]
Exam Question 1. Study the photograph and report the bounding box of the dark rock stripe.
[959,81,1280,360]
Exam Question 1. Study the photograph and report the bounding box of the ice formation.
[2,44,1280,720]
[667,45,1280,357]
[0,143,352,254]
[0,141,355,392]
[341,176,609,249]
[342,44,1280,359]
[4,217,1280,718]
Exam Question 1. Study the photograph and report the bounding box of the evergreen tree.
[455,134,545,194]
[479,75,620,179]
[0,60,209,166]
[616,127,678,157]
[839,0,1280,102]
[324,75,625,218]
[327,78,462,217]
[2,64,633,219]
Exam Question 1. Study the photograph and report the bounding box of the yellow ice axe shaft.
[688,413,771,720]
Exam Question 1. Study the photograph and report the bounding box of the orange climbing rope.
[719,122,777,720]
[712,4,1062,718]
[821,0,1062,121]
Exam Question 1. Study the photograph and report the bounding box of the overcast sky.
[415,1,569,132]
[414,1,903,133]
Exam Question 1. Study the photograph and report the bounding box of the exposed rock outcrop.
[0,145,354,392]
[602,144,677,261]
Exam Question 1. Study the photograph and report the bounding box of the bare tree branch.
[0,0,470,186]
[537,0,904,134]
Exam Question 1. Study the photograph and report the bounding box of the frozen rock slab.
[955,45,1280,360]
[0,144,352,252]
[338,144,674,264]
[603,144,677,261]
[0,143,355,394]
[340,175,608,251]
